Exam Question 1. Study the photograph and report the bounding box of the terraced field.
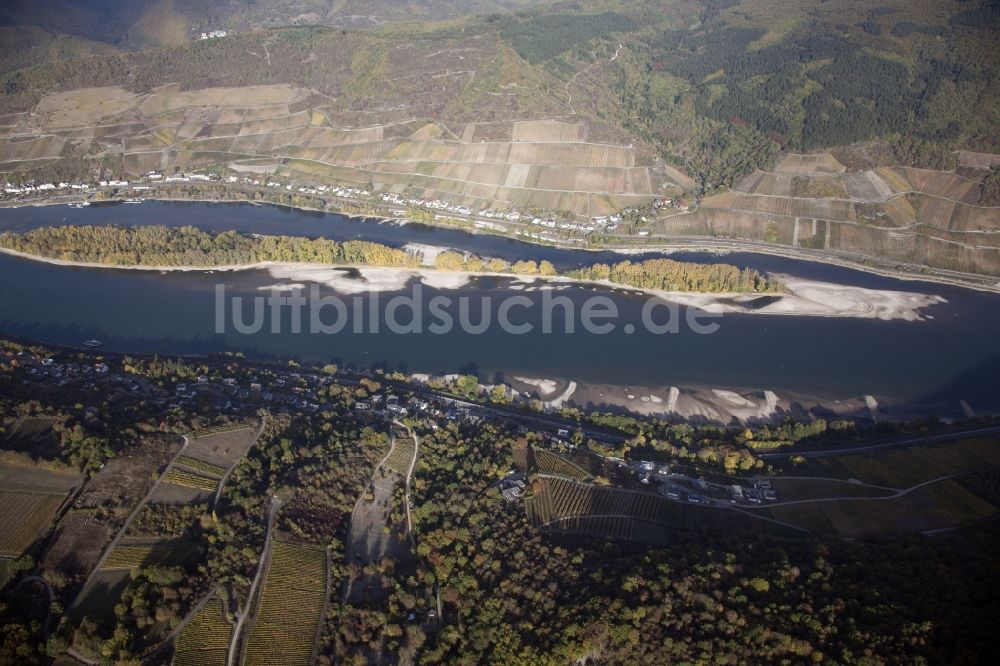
[533,449,591,481]
[162,468,219,492]
[525,476,683,527]
[0,86,667,218]
[692,151,1000,276]
[525,476,794,540]
[385,433,416,476]
[98,540,196,571]
[834,436,1000,488]
[175,455,226,478]
[173,597,232,666]
[768,479,995,538]
[243,541,327,666]
[768,478,895,501]
[0,492,65,557]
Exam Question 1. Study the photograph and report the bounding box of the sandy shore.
[528,378,977,423]
[460,373,978,423]
[0,246,947,320]
[261,263,946,321]
[4,194,1000,294]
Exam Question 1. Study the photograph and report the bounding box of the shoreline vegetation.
[4,193,1000,295]
[0,224,782,294]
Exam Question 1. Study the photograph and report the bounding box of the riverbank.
[3,192,1000,295]
[505,375,983,424]
[0,246,947,320]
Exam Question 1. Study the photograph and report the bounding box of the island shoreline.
[0,245,947,320]
[2,194,999,295]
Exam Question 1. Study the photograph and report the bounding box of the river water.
[1,201,998,412]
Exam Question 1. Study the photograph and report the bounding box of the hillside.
[0,0,998,275]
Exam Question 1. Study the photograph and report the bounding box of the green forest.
[0,225,420,268]
[1,341,999,664]
[570,257,781,293]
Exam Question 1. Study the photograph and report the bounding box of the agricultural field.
[773,153,846,174]
[385,433,416,476]
[161,468,219,492]
[0,462,80,557]
[175,455,226,478]
[243,541,327,666]
[841,171,896,202]
[0,491,66,557]
[695,148,1000,272]
[767,478,895,502]
[533,449,591,481]
[98,539,196,571]
[512,120,586,143]
[791,175,848,200]
[959,150,1000,171]
[767,478,995,538]
[0,85,668,218]
[526,476,681,526]
[829,436,1000,488]
[172,597,232,666]
[526,476,795,541]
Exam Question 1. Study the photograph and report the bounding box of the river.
[1,201,999,415]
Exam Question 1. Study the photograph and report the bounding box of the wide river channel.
[1,201,999,413]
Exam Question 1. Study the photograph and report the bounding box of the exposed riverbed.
[2,201,999,421]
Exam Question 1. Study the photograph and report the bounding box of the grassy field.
[825,436,1000,488]
[184,426,257,469]
[1,417,60,459]
[768,478,996,538]
[172,597,232,666]
[768,478,895,501]
[243,541,327,666]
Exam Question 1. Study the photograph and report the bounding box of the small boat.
[83,339,103,348]
[68,201,91,208]
[123,198,143,204]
